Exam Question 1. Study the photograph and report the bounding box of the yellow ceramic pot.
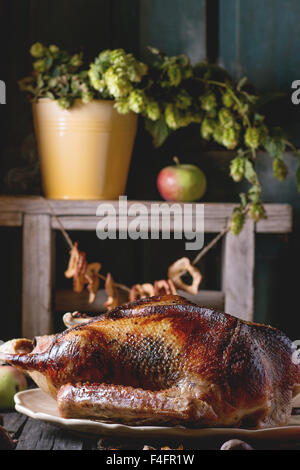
[32,99,138,199]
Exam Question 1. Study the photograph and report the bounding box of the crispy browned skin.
[1,295,300,428]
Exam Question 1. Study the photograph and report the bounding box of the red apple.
[0,366,27,410]
[157,157,207,202]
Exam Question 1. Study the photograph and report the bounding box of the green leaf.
[51,66,60,78]
[44,56,53,70]
[45,91,55,100]
[145,117,170,148]
[239,192,248,209]
[247,184,261,203]
[237,76,248,90]
[253,113,265,124]
[36,75,44,89]
[263,136,285,159]
[244,160,258,184]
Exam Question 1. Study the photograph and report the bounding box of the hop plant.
[165,103,180,129]
[146,101,160,121]
[33,58,49,73]
[222,127,240,150]
[58,96,73,110]
[19,43,93,107]
[230,157,245,182]
[89,49,148,101]
[273,158,288,181]
[200,117,215,140]
[30,42,46,58]
[49,44,60,57]
[104,68,129,98]
[166,64,182,87]
[249,202,266,222]
[88,63,106,93]
[19,43,300,233]
[218,108,235,128]
[230,208,246,235]
[222,91,234,108]
[213,124,224,146]
[199,92,217,112]
[114,98,131,115]
[128,90,145,114]
[258,123,269,144]
[244,127,261,150]
[177,111,200,128]
[175,90,192,110]
[70,53,83,68]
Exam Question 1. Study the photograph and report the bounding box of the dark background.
[0,0,300,340]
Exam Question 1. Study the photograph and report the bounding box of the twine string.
[41,197,238,294]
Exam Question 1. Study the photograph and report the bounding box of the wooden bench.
[0,196,292,338]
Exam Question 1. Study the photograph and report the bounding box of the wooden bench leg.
[222,219,255,321]
[22,214,54,338]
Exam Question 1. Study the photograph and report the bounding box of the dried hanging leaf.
[168,257,202,295]
[64,242,80,278]
[85,262,101,303]
[73,250,88,293]
[154,279,177,296]
[63,311,91,328]
[64,242,88,293]
[104,273,119,311]
[129,283,155,302]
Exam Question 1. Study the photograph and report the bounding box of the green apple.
[0,366,27,410]
[157,157,207,202]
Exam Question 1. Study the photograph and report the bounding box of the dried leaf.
[85,262,101,303]
[104,273,119,311]
[63,311,91,328]
[168,257,202,295]
[129,283,155,302]
[154,279,177,296]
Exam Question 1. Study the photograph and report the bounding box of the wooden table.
[2,408,97,450]
[2,407,300,450]
[0,196,293,338]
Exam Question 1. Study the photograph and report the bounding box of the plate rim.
[14,388,300,439]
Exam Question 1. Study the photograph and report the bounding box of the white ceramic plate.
[14,388,300,441]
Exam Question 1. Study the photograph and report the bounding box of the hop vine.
[19,43,300,235]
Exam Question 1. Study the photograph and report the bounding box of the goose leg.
[57,382,217,426]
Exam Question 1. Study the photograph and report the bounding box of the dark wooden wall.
[0,0,300,339]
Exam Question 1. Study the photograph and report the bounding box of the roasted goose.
[0,295,299,428]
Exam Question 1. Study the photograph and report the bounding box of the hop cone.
[165,104,179,129]
[218,108,235,128]
[245,127,260,150]
[200,117,215,140]
[230,157,245,182]
[200,92,217,112]
[30,42,45,58]
[146,101,160,121]
[273,158,288,181]
[249,202,266,222]
[222,91,234,108]
[230,209,245,235]
[128,90,145,114]
[222,127,239,150]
